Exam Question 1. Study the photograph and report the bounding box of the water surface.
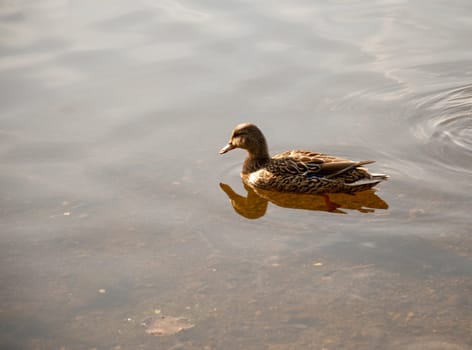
[1,0,471,349]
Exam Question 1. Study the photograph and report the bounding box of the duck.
[219,123,388,194]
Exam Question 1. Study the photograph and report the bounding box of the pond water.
[1,0,471,349]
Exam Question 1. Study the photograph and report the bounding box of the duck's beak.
[219,142,236,154]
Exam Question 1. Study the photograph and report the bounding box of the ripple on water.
[412,84,472,174]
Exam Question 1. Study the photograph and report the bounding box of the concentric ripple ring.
[412,84,472,174]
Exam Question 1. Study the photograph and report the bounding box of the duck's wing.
[272,150,374,178]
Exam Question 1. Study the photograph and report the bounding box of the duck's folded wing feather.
[271,150,374,178]
[321,160,374,178]
[273,150,341,163]
[317,160,359,174]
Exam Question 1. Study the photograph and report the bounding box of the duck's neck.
[242,146,270,174]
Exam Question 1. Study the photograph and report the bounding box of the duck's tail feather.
[344,179,381,192]
[370,173,390,180]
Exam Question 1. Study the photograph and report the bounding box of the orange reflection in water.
[220,182,389,219]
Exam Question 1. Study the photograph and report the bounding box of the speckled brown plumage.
[220,123,388,194]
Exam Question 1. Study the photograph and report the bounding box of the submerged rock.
[143,315,194,336]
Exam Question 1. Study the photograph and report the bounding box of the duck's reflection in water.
[220,182,389,219]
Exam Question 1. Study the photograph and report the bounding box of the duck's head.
[219,123,269,157]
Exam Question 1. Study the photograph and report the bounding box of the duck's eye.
[233,131,245,138]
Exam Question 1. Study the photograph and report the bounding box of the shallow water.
[1,1,471,349]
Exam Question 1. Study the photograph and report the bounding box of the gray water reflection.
[1,0,472,349]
